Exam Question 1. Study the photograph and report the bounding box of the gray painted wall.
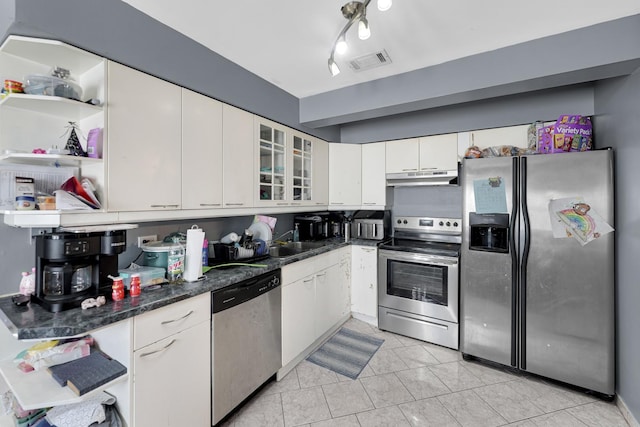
[0,213,299,297]
[301,14,640,128]
[341,84,595,143]
[392,186,462,218]
[594,71,640,421]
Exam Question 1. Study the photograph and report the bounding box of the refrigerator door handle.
[520,156,530,370]
[510,156,519,367]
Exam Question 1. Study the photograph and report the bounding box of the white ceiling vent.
[348,50,392,72]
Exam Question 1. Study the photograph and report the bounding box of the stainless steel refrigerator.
[460,149,615,397]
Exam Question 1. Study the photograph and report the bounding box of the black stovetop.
[379,237,461,258]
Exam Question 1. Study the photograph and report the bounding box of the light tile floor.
[222,318,629,427]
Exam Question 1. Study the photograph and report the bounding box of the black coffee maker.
[33,230,126,312]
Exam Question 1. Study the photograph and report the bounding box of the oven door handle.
[379,251,458,266]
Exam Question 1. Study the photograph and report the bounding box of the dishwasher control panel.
[211,269,281,313]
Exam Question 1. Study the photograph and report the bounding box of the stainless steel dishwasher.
[211,269,281,425]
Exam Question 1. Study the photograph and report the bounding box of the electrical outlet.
[137,234,158,248]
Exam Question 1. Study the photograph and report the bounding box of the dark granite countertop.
[0,238,381,340]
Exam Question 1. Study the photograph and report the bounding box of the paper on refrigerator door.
[473,177,508,213]
[183,225,205,281]
[548,197,614,245]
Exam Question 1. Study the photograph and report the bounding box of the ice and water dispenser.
[468,213,509,253]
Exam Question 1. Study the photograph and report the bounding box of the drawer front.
[282,256,316,285]
[134,293,210,350]
[323,246,350,268]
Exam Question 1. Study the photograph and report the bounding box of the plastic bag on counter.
[14,336,94,372]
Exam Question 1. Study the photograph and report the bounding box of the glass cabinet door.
[292,135,313,202]
[259,123,286,202]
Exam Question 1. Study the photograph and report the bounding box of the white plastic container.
[24,74,82,101]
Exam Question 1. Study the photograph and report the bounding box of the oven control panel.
[393,216,462,234]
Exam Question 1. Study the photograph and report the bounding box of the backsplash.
[0,213,300,297]
[391,186,462,218]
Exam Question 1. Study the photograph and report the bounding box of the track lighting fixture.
[327,0,391,76]
[377,0,392,12]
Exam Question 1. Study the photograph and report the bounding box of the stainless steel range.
[378,216,461,349]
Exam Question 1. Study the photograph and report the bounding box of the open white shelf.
[0,152,102,167]
[0,94,101,121]
[2,210,118,228]
[0,36,103,75]
[0,358,127,410]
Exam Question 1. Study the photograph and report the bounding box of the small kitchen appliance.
[294,213,329,241]
[33,230,126,312]
[351,210,390,240]
[378,216,461,349]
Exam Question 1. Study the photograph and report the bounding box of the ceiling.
[122,0,640,99]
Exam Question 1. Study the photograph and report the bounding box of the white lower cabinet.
[282,273,316,366]
[132,294,210,427]
[351,245,378,324]
[317,252,351,335]
[281,247,351,368]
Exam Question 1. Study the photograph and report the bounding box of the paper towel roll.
[183,226,205,282]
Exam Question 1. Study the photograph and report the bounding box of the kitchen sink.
[269,241,326,258]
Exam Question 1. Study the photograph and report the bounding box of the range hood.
[386,169,458,187]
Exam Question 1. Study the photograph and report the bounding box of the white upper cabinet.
[289,131,328,207]
[361,142,387,207]
[107,62,182,211]
[329,143,361,208]
[385,138,419,173]
[312,139,329,206]
[181,89,223,210]
[222,104,254,208]
[289,131,313,206]
[418,133,458,171]
[386,135,458,174]
[255,118,288,207]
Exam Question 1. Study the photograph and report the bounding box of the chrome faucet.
[272,229,294,243]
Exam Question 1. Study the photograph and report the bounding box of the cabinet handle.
[362,248,375,252]
[225,203,244,207]
[316,272,327,278]
[276,202,289,206]
[150,204,179,208]
[362,202,377,205]
[402,168,418,171]
[161,310,194,325]
[140,339,176,358]
[420,167,437,170]
[330,202,344,205]
[291,202,301,206]
[303,278,314,283]
[200,203,222,207]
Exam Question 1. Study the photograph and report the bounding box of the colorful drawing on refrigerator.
[473,177,507,214]
[548,197,614,245]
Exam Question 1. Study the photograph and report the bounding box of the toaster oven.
[351,210,389,240]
